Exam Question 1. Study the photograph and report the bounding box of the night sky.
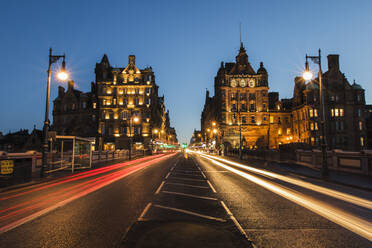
[1,0,371,144]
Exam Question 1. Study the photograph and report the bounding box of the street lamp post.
[41,48,68,178]
[233,94,243,159]
[128,112,139,160]
[303,49,329,178]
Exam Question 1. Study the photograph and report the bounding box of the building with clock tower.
[202,42,292,150]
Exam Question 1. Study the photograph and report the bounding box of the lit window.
[340,108,344,116]
[331,109,334,117]
[93,103,96,109]
[286,128,291,135]
[359,121,363,130]
[309,109,313,117]
[278,129,282,135]
[315,122,318,130]
[335,109,339,117]
[360,137,364,146]
[310,123,314,130]
[270,116,274,123]
[314,109,318,117]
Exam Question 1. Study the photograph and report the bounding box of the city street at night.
[0,152,371,247]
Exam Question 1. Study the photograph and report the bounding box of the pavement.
[225,154,372,191]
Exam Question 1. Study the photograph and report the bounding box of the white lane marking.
[155,181,165,195]
[170,177,205,182]
[172,172,204,177]
[138,202,152,221]
[207,180,217,193]
[202,155,372,242]
[153,204,226,222]
[201,171,207,179]
[162,190,218,201]
[166,182,210,189]
[172,170,200,173]
[220,201,249,240]
[165,172,171,179]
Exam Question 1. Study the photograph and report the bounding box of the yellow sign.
[1,160,14,175]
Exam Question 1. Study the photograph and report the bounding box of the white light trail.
[200,155,372,241]
[201,154,372,210]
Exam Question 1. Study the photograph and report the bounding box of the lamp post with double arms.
[41,48,68,178]
[303,49,329,178]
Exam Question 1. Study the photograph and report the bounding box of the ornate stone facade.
[53,54,177,151]
[202,44,367,151]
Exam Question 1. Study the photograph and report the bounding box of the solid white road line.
[153,204,226,222]
[138,202,152,221]
[220,201,249,240]
[155,181,165,195]
[201,171,207,179]
[166,182,210,189]
[162,190,218,201]
[165,172,171,179]
[207,180,217,193]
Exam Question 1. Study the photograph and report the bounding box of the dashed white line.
[153,204,226,222]
[155,181,165,194]
[220,201,249,240]
[138,202,152,221]
[170,177,205,182]
[207,180,217,193]
[162,190,218,201]
[166,182,210,189]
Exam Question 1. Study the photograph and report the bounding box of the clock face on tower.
[249,78,255,87]
[230,79,237,87]
[239,79,247,87]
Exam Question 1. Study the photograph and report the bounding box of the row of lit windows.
[330,108,344,117]
[102,98,151,106]
[104,87,151,95]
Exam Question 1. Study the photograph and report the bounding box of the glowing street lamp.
[41,48,68,177]
[303,50,328,178]
[128,114,141,160]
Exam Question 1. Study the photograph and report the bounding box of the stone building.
[201,44,368,151]
[52,54,177,151]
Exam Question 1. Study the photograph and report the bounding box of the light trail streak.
[200,155,372,242]
[0,154,165,201]
[0,153,175,234]
[200,153,372,210]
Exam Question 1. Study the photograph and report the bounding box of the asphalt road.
[0,151,371,248]
[0,153,179,248]
[193,152,372,248]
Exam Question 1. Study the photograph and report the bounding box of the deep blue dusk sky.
[1,0,372,144]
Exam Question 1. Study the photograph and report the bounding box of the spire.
[239,22,242,45]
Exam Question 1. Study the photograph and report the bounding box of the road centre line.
[165,182,210,189]
[138,203,152,221]
[172,172,203,177]
[170,177,205,182]
[155,181,165,195]
[162,190,218,201]
[153,204,226,222]
[171,169,200,173]
[201,155,372,242]
[207,180,217,193]
[220,201,249,240]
